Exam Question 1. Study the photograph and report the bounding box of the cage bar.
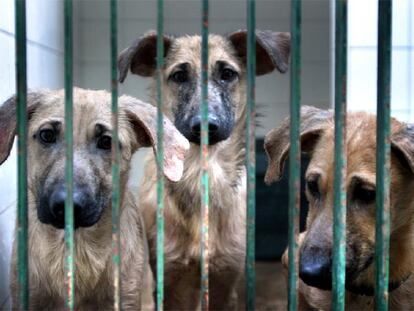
[246,0,256,310]
[200,0,210,310]
[64,0,75,309]
[287,1,302,310]
[110,0,121,309]
[156,0,165,309]
[332,0,347,310]
[15,0,29,309]
[375,0,392,310]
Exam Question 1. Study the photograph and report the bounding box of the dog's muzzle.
[38,184,103,229]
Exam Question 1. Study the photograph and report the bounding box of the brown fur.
[0,88,189,310]
[118,30,290,310]
[265,106,414,310]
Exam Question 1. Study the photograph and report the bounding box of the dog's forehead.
[166,34,240,72]
[29,89,114,129]
[309,112,407,181]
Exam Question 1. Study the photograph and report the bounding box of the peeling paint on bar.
[64,0,75,310]
[200,0,210,310]
[332,0,347,310]
[375,1,392,310]
[110,0,121,310]
[15,0,29,309]
[246,0,256,310]
[288,1,302,310]
[156,0,165,310]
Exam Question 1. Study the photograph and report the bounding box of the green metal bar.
[64,0,75,310]
[15,0,28,309]
[156,0,165,309]
[246,0,256,310]
[375,0,392,310]
[110,0,121,310]
[288,1,302,310]
[200,0,209,310]
[332,0,347,310]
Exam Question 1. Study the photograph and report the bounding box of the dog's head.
[118,30,290,146]
[0,88,189,230]
[265,106,414,295]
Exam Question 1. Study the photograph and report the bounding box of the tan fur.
[271,109,414,310]
[1,88,188,310]
[140,35,247,310]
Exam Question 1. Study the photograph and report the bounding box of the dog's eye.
[221,68,237,81]
[354,185,376,204]
[306,179,320,198]
[97,135,112,150]
[170,71,188,83]
[39,129,56,144]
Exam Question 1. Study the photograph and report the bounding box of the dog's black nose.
[190,115,220,135]
[189,115,225,145]
[48,186,97,229]
[299,250,332,290]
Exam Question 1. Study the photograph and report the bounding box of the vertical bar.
[332,0,347,310]
[15,0,28,309]
[200,0,209,310]
[64,0,75,310]
[156,0,165,310]
[288,1,302,310]
[375,0,392,310]
[246,0,256,310]
[110,0,121,310]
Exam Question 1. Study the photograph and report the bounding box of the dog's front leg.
[209,267,240,311]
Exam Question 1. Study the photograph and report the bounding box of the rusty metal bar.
[156,0,165,309]
[15,0,29,309]
[288,1,302,310]
[374,0,392,310]
[64,0,75,309]
[246,0,256,310]
[332,0,347,310]
[200,0,210,310]
[110,0,121,309]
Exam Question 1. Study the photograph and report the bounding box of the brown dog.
[265,106,414,310]
[0,88,189,310]
[118,30,290,309]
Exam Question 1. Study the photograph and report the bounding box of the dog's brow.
[350,174,376,189]
[95,123,111,136]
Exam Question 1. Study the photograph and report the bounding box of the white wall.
[348,0,414,122]
[0,0,65,308]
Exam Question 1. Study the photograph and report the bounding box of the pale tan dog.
[0,88,189,310]
[118,30,290,310]
[265,106,414,310]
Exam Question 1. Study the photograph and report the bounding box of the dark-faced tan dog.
[118,30,290,310]
[265,106,414,310]
[0,88,189,310]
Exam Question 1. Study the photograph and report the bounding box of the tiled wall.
[0,0,65,308]
[348,0,414,122]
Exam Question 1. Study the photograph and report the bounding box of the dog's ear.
[391,124,414,174]
[121,97,189,182]
[118,31,173,82]
[0,92,44,165]
[264,106,332,184]
[228,30,291,75]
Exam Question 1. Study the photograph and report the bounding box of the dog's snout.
[299,248,332,290]
[190,115,220,135]
[45,185,100,229]
[185,113,230,145]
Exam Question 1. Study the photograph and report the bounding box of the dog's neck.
[166,103,247,219]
